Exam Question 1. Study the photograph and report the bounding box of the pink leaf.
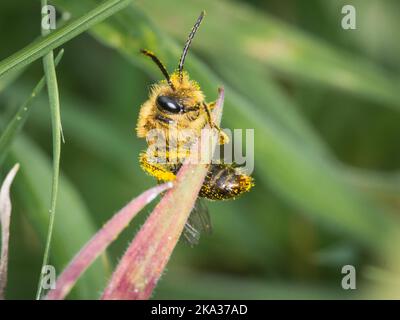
[0,163,19,300]
[101,88,225,300]
[45,182,173,300]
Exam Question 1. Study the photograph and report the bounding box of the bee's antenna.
[140,49,175,90]
[178,11,205,81]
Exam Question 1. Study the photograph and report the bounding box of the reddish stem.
[101,88,225,300]
[46,182,172,300]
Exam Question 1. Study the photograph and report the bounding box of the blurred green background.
[1,0,400,299]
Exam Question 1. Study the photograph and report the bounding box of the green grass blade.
[35,0,63,299]
[0,0,132,78]
[0,50,64,167]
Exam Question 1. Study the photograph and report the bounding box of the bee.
[136,11,254,244]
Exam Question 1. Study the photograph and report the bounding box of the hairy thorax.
[137,72,212,159]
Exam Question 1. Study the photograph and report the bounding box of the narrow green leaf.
[36,0,63,299]
[0,50,64,167]
[0,0,132,78]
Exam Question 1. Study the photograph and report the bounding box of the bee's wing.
[182,198,212,246]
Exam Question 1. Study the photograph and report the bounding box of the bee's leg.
[202,102,229,145]
[139,152,176,182]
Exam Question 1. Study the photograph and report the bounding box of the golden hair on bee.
[135,10,254,244]
[136,70,207,139]
[136,11,216,143]
[136,10,253,195]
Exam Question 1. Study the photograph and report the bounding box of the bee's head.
[153,71,204,117]
[139,11,206,118]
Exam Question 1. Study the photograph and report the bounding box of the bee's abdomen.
[200,164,254,200]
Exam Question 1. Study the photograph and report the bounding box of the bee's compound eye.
[156,95,183,114]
